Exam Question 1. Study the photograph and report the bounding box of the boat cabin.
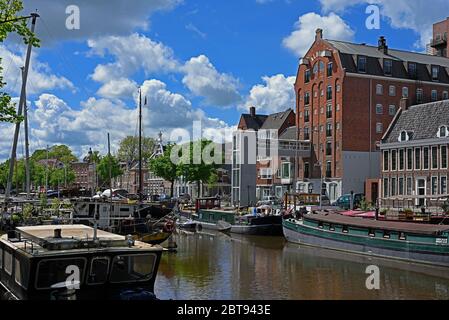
[0,225,163,300]
[195,197,221,212]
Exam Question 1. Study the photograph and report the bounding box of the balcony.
[431,34,447,48]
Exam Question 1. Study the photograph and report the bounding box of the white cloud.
[282,12,355,57]
[88,33,179,83]
[0,46,75,95]
[182,55,241,106]
[242,74,296,114]
[22,0,181,43]
[0,79,235,161]
[97,78,138,99]
[319,0,449,48]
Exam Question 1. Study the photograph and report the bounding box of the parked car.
[332,193,364,210]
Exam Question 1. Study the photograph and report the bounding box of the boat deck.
[306,213,449,236]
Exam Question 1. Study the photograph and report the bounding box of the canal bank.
[155,231,449,300]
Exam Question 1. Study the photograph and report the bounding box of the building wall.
[433,18,449,57]
[341,151,381,195]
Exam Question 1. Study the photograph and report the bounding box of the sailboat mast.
[138,88,143,203]
[23,67,31,199]
[5,13,39,200]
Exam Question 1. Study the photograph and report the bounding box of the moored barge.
[283,213,449,267]
[0,225,163,300]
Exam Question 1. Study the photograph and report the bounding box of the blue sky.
[1,0,448,160]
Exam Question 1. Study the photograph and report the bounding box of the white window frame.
[389,85,396,96]
[431,176,439,195]
[402,87,409,98]
[431,90,438,101]
[376,122,383,134]
[441,176,448,195]
[376,104,383,115]
[441,145,448,169]
[389,105,396,116]
[376,84,383,95]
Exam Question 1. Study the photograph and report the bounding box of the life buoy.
[163,220,175,233]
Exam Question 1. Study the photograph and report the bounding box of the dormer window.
[438,126,449,138]
[399,131,411,142]
[383,59,392,76]
[408,63,417,79]
[432,66,439,81]
[358,56,367,73]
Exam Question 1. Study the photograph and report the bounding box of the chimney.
[249,106,256,117]
[378,36,388,54]
[400,97,409,111]
[315,28,323,40]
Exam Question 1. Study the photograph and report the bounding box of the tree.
[117,136,155,163]
[31,145,77,165]
[0,0,40,123]
[148,144,178,197]
[97,155,123,185]
[176,140,221,198]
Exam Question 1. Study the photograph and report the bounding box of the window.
[391,150,397,171]
[423,147,430,170]
[110,254,156,283]
[432,146,439,169]
[89,257,110,285]
[326,123,332,137]
[318,222,324,229]
[384,59,392,75]
[444,91,449,100]
[260,168,273,179]
[304,127,310,140]
[416,89,423,104]
[399,131,410,142]
[304,109,310,122]
[383,151,389,171]
[432,66,439,81]
[304,92,310,105]
[336,84,341,92]
[408,63,417,78]
[326,142,332,156]
[438,126,449,138]
[402,87,409,98]
[319,61,325,73]
[358,56,367,73]
[326,104,332,118]
[391,177,397,196]
[376,84,383,95]
[376,104,383,115]
[432,176,438,195]
[399,232,407,241]
[14,258,26,288]
[432,90,438,102]
[406,177,413,196]
[304,162,310,178]
[4,250,12,275]
[376,122,383,134]
[305,69,311,83]
[326,161,332,178]
[389,85,396,96]
[383,179,389,198]
[326,86,332,100]
[36,258,86,289]
[398,177,404,195]
[281,162,291,179]
[313,63,318,75]
[369,229,376,237]
[442,146,448,169]
[399,149,405,170]
[415,148,421,170]
[441,176,448,195]
[327,62,333,77]
[407,149,413,170]
[389,105,396,116]
[342,226,349,234]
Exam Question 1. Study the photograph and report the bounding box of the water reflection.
[155,231,449,300]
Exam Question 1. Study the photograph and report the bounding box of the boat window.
[342,226,349,234]
[318,222,324,229]
[383,231,391,239]
[15,258,29,288]
[399,232,407,241]
[110,254,156,284]
[329,224,335,231]
[88,257,110,285]
[36,258,86,290]
[4,250,12,275]
[368,229,375,237]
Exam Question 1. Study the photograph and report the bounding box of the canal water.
[155,231,449,300]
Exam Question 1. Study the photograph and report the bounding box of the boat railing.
[380,196,449,213]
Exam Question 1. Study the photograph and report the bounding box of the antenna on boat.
[5,13,39,200]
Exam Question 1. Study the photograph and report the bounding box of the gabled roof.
[260,109,294,130]
[382,100,449,144]
[240,114,268,130]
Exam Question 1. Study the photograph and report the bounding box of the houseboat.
[283,213,449,267]
[0,224,163,300]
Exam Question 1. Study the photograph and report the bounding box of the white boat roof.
[17,224,124,241]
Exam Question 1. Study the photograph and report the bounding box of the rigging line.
[39,16,92,98]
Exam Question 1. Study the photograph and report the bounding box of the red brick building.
[295,29,449,204]
[432,17,449,58]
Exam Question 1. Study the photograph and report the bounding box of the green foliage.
[149,144,178,196]
[117,136,155,163]
[176,140,221,197]
[97,154,123,182]
[0,0,40,123]
[22,203,33,221]
[39,193,47,207]
[441,201,449,214]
